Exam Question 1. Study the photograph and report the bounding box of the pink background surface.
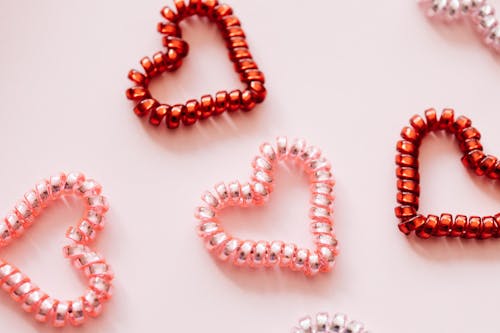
[1,0,500,331]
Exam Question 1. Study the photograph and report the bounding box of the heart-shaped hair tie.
[196,137,338,276]
[395,108,500,238]
[292,312,370,333]
[126,0,267,129]
[0,172,113,327]
[419,0,500,54]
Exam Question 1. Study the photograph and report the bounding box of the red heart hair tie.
[126,0,267,129]
[0,172,113,327]
[395,108,500,238]
[196,137,338,276]
[292,312,369,333]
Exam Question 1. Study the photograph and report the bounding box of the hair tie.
[196,137,338,276]
[0,172,113,327]
[126,0,266,129]
[419,0,500,54]
[395,108,500,238]
[292,312,370,333]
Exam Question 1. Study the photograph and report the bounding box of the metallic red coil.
[126,0,267,129]
[395,108,500,239]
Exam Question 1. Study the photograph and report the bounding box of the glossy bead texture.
[419,0,500,54]
[291,312,369,333]
[126,0,267,129]
[0,172,113,327]
[196,137,338,276]
[395,108,500,239]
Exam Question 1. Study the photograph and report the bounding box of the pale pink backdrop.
[1,0,500,332]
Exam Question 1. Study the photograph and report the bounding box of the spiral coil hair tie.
[292,312,370,333]
[419,0,500,54]
[196,137,338,276]
[395,108,500,239]
[0,172,113,327]
[126,0,267,129]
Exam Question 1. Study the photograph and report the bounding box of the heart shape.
[419,0,500,54]
[0,172,113,327]
[126,0,267,129]
[195,137,338,276]
[395,108,500,238]
[292,312,368,333]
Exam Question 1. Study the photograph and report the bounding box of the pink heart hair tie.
[196,136,338,277]
[292,312,370,333]
[0,172,113,327]
[419,0,500,53]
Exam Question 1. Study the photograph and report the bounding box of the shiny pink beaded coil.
[196,137,338,276]
[0,172,113,327]
[419,0,500,53]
